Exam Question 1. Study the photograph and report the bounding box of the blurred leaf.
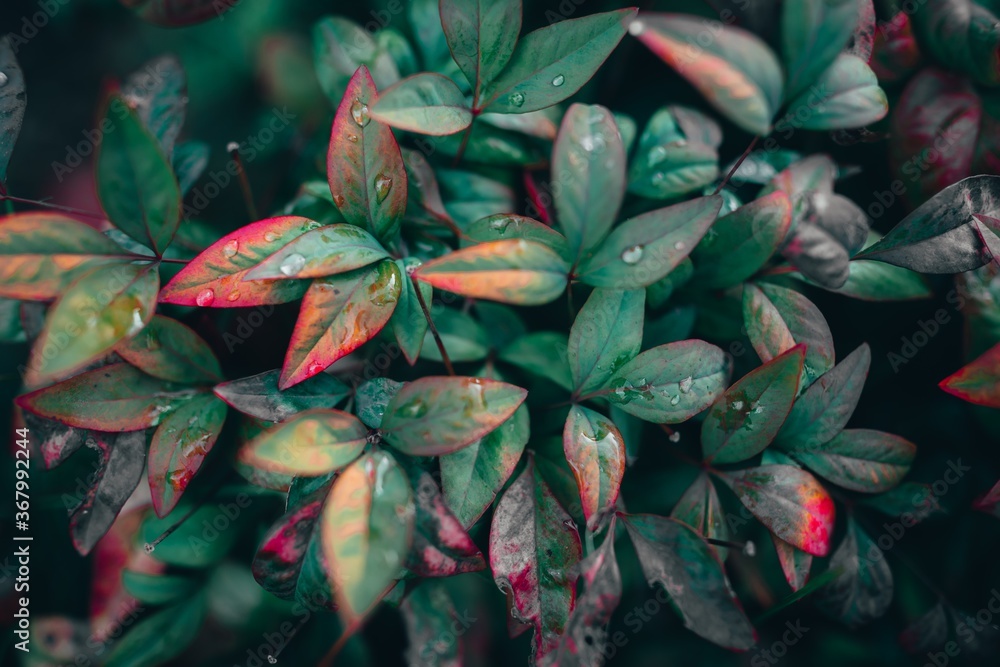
[781,0,859,100]
[313,17,399,101]
[795,259,933,301]
[116,315,222,384]
[0,35,26,190]
[121,0,236,26]
[778,54,887,130]
[372,72,473,135]
[441,0,521,100]
[213,369,350,422]
[911,0,1000,85]
[407,468,486,577]
[628,106,721,200]
[500,331,573,390]
[817,516,892,626]
[773,536,813,591]
[940,340,1000,407]
[243,223,388,281]
[238,409,367,476]
[122,55,186,158]
[104,593,205,666]
[391,257,431,365]
[790,428,915,493]
[122,571,198,606]
[401,583,465,667]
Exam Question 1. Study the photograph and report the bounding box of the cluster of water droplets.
[505,74,565,107]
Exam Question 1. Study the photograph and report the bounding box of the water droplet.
[628,19,645,36]
[509,92,525,107]
[730,400,744,411]
[267,656,277,665]
[280,253,307,277]
[674,241,685,250]
[621,245,644,265]
[743,541,756,557]
[402,399,428,419]
[648,146,668,166]
[374,173,393,202]
[333,194,346,207]
[0,72,8,88]
[679,376,693,393]
[264,231,280,243]
[350,99,370,127]
[668,431,681,443]
[195,289,215,307]
[669,394,681,406]
[223,240,239,258]
[226,141,240,153]
[143,543,155,554]
[551,74,565,87]
[227,291,241,302]
[489,217,513,234]
[652,172,667,185]
[347,133,358,143]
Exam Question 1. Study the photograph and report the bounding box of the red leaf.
[939,341,1000,408]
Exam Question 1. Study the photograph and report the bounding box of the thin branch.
[228,142,259,221]
[1,194,106,220]
[412,275,455,376]
[714,135,760,194]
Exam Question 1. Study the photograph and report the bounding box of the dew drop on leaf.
[648,146,668,166]
[551,74,565,87]
[674,241,686,250]
[669,394,681,406]
[0,72,8,88]
[652,172,667,185]
[264,231,280,243]
[348,133,359,143]
[628,19,645,36]
[333,194,346,207]
[280,253,306,277]
[223,240,239,258]
[668,431,681,443]
[509,92,525,107]
[226,141,240,153]
[678,376,693,393]
[143,543,155,554]
[227,291,241,302]
[401,398,428,419]
[351,99,370,127]
[743,541,756,557]
[196,289,215,307]
[489,217,513,234]
[621,244,644,264]
[374,173,393,202]
[267,656,277,665]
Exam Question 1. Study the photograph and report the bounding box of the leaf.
[563,406,625,531]
[122,571,198,606]
[322,450,414,622]
[776,343,871,450]
[701,345,805,465]
[70,431,147,556]
[721,464,835,556]
[782,0,860,100]
[628,106,721,200]
[371,73,473,135]
[441,403,529,528]
[772,536,812,592]
[327,66,407,244]
[356,377,402,429]
[407,469,486,577]
[621,513,756,650]
[239,409,367,479]
[28,263,159,380]
[857,175,1000,273]
[973,480,1000,518]
[116,315,222,384]
[0,35,26,190]
[96,93,181,255]
[861,482,944,524]
[792,428,915,493]
[693,192,793,289]
[390,258,431,364]
[401,583,464,667]
[742,282,835,388]
[779,54,888,130]
[541,526,622,667]
[16,364,193,431]
[313,16,400,101]
[499,331,574,391]
[795,260,933,301]
[213,369,350,422]
[480,9,635,113]
[122,0,235,26]
[281,261,402,389]
[173,140,209,195]
[148,393,226,517]
[414,239,570,305]
[381,376,527,456]
[670,473,729,559]
[818,516,893,626]
[490,459,582,659]
[159,216,317,307]
[553,104,626,260]
[243,223,389,281]
[607,340,730,423]
[899,603,949,655]
[568,288,645,396]
[633,13,783,135]
[940,341,1000,408]
[122,55,187,158]
[441,0,521,100]
[576,195,722,289]
[463,215,570,260]
[0,213,130,300]
[910,0,1000,86]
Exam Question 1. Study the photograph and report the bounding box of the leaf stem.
[714,135,760,195]
[228,143,259,221]
[412,275,455,376]
[453,118,476,167]
[0,194,106,220]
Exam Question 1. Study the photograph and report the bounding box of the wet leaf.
[463,215,570,260]
[441,0,521,100]
[568,288,644,396]
[313,16,400,101]
[621,513,756,650]
[243,223,389,281]
[779,54,887,130]
[281,261,401,389]
[213,369,350,422]
[818,516,893,626]
[401,582,465,667]
[239,409,367,477]
[939,341,1000,408]
[148,393,226,517]
[790,428,915,493]
[356,377,402,429]
[628,106,721,200]
[381,376,527,456]
[116,315,222,384]
[563,406,625,531]
[371,73,473,135]
[407,468,486,577]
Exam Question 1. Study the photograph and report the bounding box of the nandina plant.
[2,0,1000,665]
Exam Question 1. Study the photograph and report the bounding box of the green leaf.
[568,288,645,396]
[0,213,130,300]
[313,17,399,101]
[463,215,570,260]
[122,55,187,158]
[322,450,414,622]
[327,66,407,244]
[563,405,625,530]
[148,393,227,517]
[627,106,721,200]
[96,93,181,255]
[116,315,222,384]
[776,343,871,450]
[782,0,860,100]
[401,583,465,666]
[480,9,636,113]
[671,473,730,560]
[779,54,888,130]
[104,594,206,667]
[415,239,570,305]
[371,72,473,135]
[441,0,522,99]
[390,258,432,365]
[607,340,730,423]
[356,377,403,429]
[243,223,389,281]
[490,459,582,659]
[381,376,527,456]
[790,428,915,493]
[421,306,490,363]
[0,297,24,343]
[743,282,836,389]
[911,0,1000,86]
[817,516,893,626]
[28,263,159,380]
[621,513,757,650]
[692,192,793,289]
[213,369,350,422]
[773,536,813,592]
[282,261,402,388]
[721,464,835,556]
[122,571,199,606]
[238,408,367,477]
[553,104,626,260]
[499,331,574,391]
[441,403,529,528]
[633,13,783,135]
[0,36,26,190]
[173,140,209,196]
[794,259,933,301]
[140,495,249,567]
[577,195,722,289]
[701,345,805,465]
[16,363,193,431]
